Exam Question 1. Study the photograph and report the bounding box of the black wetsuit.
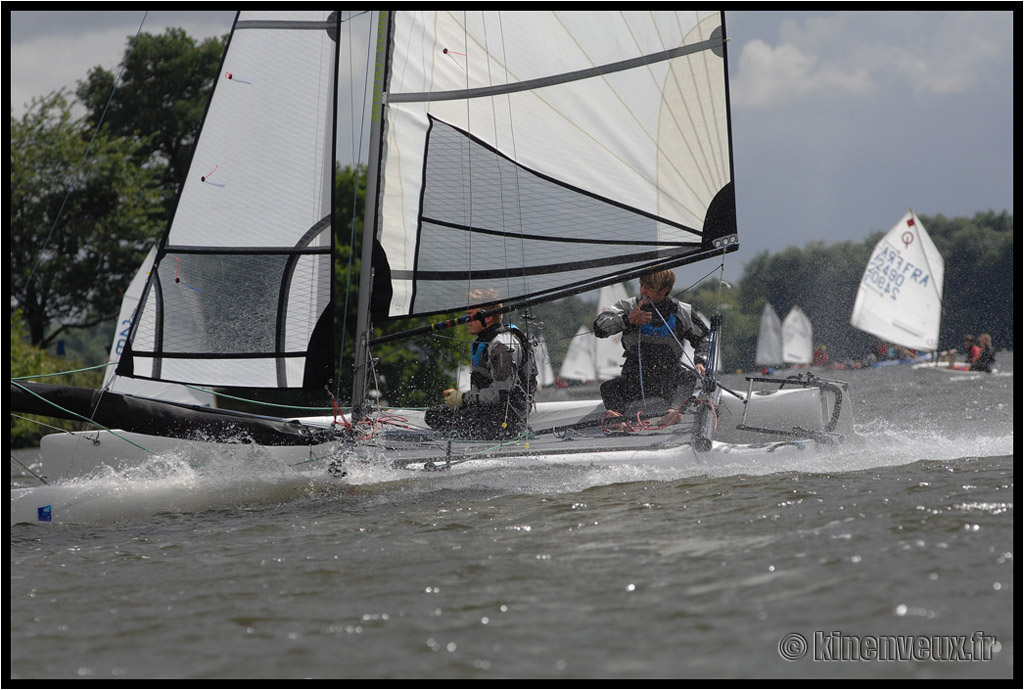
[425,324,536,439]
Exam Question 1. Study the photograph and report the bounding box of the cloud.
[730,11,1012,109]
[730,38,870,108]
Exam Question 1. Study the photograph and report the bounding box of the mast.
[351,12,392,414]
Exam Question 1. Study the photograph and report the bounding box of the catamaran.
[13,11,853,522]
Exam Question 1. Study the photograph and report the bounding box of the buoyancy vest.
[469,324,537,412]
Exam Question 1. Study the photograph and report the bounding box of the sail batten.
[387,37,726,104]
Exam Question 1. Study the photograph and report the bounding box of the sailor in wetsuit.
[425,294,537,440]
[593,270,709,428]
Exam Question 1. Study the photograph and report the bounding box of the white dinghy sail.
[533,335,556,388]
[781,306,813,365]
[755,303,783,367]
[559,325,599,383]
[850,210,944,353]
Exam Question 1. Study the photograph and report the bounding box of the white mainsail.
[850,210,944,352]
[374,11,736,319]
[755,303,783,366]
[782,306,813,365]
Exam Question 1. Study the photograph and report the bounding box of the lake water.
[10,354,1014,679]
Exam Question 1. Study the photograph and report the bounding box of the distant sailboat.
[782,306,813,365]
[558,283,630,383]
[850,210,943,353]
[559,325,598,383]
[533,335,556,388]
[755,303,783,366]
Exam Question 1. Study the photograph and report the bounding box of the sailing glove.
[443,388,464,408]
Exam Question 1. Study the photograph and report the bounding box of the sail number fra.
[863,245,931,300]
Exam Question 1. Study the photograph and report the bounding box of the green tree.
[919,212,1014,351]
[10,91,164,348]
[75,28,226,210]
[9,312,104,448]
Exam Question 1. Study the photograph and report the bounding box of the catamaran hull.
[13,376,852,524]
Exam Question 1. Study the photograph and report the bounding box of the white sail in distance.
[782,306,813,365]
[594,282,630,380]
[559,325,599,383]
[755,303,784,366]
[534,335,556,388]
[850,210,944,352]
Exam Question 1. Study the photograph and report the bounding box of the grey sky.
[9,10,1015,284]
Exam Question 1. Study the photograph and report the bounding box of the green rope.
[11,361,113,380]
[10,380,158,456]
[198,386,333,413]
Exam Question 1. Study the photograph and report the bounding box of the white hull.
[13,376,852,524]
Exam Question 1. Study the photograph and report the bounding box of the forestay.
[374,11,738,319]
[850,210,944,351]
[118,11,338,389]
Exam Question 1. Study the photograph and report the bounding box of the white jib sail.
[782,306,813,365]
[850,210,944,352]
[125,11,337,388]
